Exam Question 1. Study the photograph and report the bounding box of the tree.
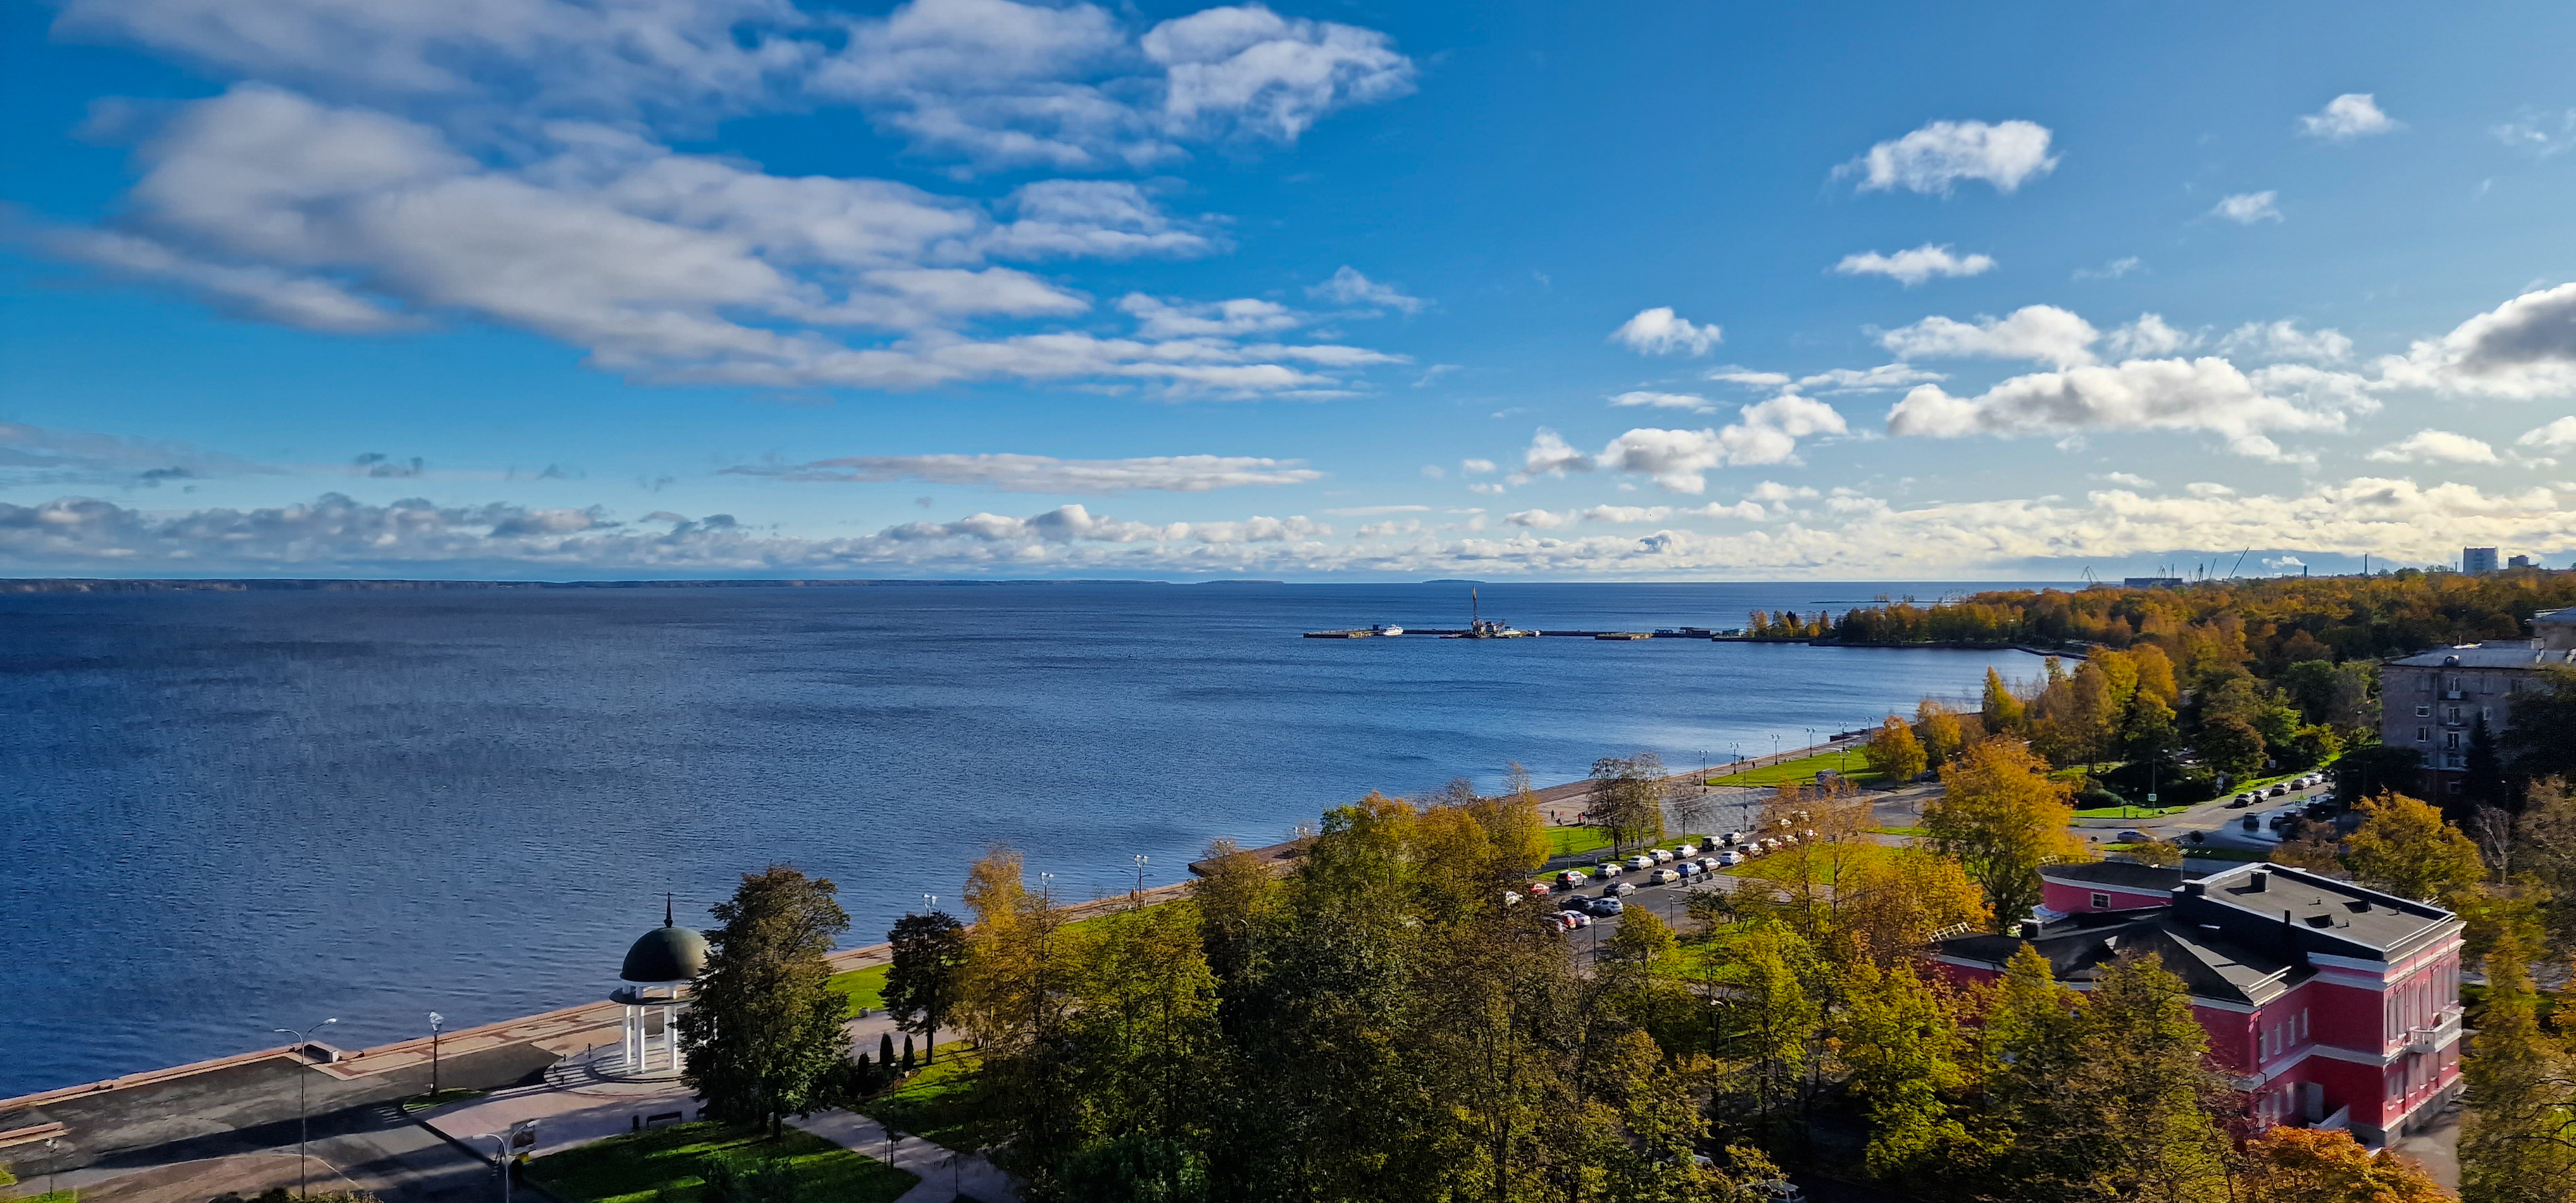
[1916,699,1974,767]
[2512,778,2576,959]
[883,911,968,1065]
[2502,666,2576,787]
[678,865,853,1136]
[1836,959,1970,1182]
[1924,738,2091,929]
[1977,942,2090,1199]
[2341,793,2484,903]
[2235,1127,2448,1202]
[2458,921,2576,1203]
[1864,715,1927,783]
[1588,753,1670,853]
[2334,743,2423,805]
[2192,714,2267,780]
[1829,847,1991,966]
[2060,954,2233,1203]
[956,846,1085,1184]
[2465,714,2509,813]
[1983,667,2027,735]
[1704,922,1824,1156]
[2270,820,2344,876]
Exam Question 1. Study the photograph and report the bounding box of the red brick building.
[1936,860,2464,1147]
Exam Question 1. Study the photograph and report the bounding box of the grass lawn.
[1870,825,1928,838]
[1707,749,1886,788]
[1544,825,1615,860]
[2181,845,2274,862]
[2072,802,2200,819]
[401,1087,489,1113]
[527,1122,915,1203]
[827,964,890,1016]
[861,1051,999,1156]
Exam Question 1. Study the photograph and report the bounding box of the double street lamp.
[273,1017,338,1199]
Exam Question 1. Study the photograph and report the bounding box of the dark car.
[2118,829,2149,843]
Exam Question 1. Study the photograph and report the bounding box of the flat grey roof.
[2185,864,2456,959]
[2386,646,2576,669]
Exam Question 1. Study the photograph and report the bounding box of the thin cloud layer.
[2367,430,2498,465]
[724,452,1323,493]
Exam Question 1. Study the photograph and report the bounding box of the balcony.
[2407,1006,2464,1053]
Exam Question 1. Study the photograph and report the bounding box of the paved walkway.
[421,1049,698,1160]
[789,1110,1017,1203]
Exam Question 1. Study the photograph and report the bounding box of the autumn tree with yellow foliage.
[1924,738,2091,929]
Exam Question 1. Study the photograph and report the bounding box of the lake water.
[0,581,2049,1096]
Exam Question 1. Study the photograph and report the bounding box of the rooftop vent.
[2017,919,2042,939]
[2248,869,2270,892]
[2183,881,2208,897]
[2345,900,2372,913]
[2306,913,2337,928]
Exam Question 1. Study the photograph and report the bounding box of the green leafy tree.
[1977,942,2089,1199]
[1982,667,2027,735]
[678,865,854,1137]
[2066,955,2233,1203]
[2502,666,2576,787]
[2512,778,2576,960]
[1836,959,1970,1182]
[882,910,968,1064]
[1588,753,1670,854]
[2341,793,2484,903]
[1705,921,1824,1155]
[2191,713,2266,780]
[1058,1134,1210,1203]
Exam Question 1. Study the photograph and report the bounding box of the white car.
[1651,848,1675,864]
[1650,868,1679,885]
[1676,843,1699,857]
[1595,862,1623,877]
[1627,855,1655,871]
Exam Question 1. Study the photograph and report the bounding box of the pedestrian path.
[789,1110,1017,1203]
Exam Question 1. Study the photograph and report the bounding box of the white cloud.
[1505,508,1576,529]
[2098,472,2155,488]
[2378,282,2576,399]
[2297,94,2399,142]
[1460,458,1498,474]
[1592,396,1850,494]
[1610,307,1721,356]
[1838,119,2059,195]
[1706,366,1793,389]
[1307,265,1424,314]
[985,180,1215,259]
[2073,256,2142,281]
[30,85,1401,398]
[1877,304,2100,368]
[2520,416,2576,449]
[1518,429,1594,478]
[2106,314,2197,357]
[1141,5,1416,142]
[1795,365,1946,393]
[2493,109,2576,159]
[723,451,1322,493]
[1117,293,1299,338]
[2210,191,2284,224]
[1745,481,1818,504]
[1610,391,1716,412]
[2219,320,2353,363]
[2366,430,2499,465]
[1832,244,1996,286]
[1887,357,2370,460]
[1325,504,1429,516]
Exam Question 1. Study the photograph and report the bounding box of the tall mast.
[1472,586,1480,628]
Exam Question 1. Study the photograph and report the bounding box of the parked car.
[1651,848,1676,864]
[2118,829,2149,843]
[1627,855,1655,871]
[1568,911,1593,928]
[2270,784,2290,797]
[1650,868,1679,885]
[1528,882,1551,897]
[2226,795,2252,808]
[1557,869,1589,887]
[1676,843,1700,857]
[1596,862,1623,877]
[1608,881,1637,897]
[1503,891,1521,906]
[1595,897,1625,915]
[1717,849,1743,867]
[2242,814,2259,831]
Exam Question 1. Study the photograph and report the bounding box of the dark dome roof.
[622,925,708,983]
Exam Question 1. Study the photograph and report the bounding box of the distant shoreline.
[0,577,1284,593]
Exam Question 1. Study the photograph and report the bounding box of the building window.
[2448,779,2464,794]
[2091,891,2111,909]
[2301,1009,2309,1039]
[2417,727,2431,743]
[2415,705,2430,717]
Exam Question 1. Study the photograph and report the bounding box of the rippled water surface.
[0,581,2050,1095]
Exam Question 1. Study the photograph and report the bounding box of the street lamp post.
[1131,854,1149,899]
[429,1012,444,1096]
[274,1017,338,1198]
[43,1136,58,1198]
[922,893,937,914]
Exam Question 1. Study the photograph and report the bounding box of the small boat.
[1372,624,1405,637]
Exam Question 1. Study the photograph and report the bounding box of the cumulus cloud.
[2378,282,2576,399]
[1838,119,2059,195]
[1588,396,1850,493]
[1518,429,1594,478]
[2210,191,2284,224]
[1610,307,1721,356]
[2520,416,2576,449]
[1886,357,2371,460]
[1877,304,2100,368]
[32,3,1415,398]
[2106,314,2197,358]
[2297,94,2399,142]
[723,451,1322,493]
[1306,265,1424,314]
[1610,391,1716,412]
[2367,430,2499,465]
[1832,244,1996,286]
[2219,319,2353,363]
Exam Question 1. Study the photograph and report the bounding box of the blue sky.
[5,0,2576,579]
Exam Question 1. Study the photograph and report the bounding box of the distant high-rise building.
[2509,554,2534,569]
[2464,546,2499,574]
